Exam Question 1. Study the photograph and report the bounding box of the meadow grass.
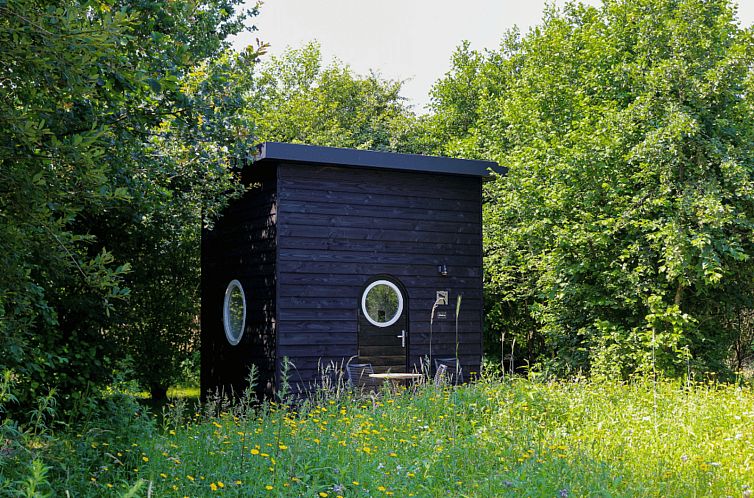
[70,376,754,497]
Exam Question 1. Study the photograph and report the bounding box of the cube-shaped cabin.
[201,142,502,397]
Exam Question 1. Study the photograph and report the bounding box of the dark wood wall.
[275,163,484,390]
[200,166,278,399]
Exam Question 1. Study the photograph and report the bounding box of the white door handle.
[397,330,406,348]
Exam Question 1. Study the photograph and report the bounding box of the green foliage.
[249,42,418,151]
[0,0,260,413]
[432,0,754,377]
[0,370,156,497]
[106,47,261,398]
[5,375,754,496]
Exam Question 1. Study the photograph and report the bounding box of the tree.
[104,50,262,400]
[248,42,417,151]
[431,0,754,377]
[0,0,261,412]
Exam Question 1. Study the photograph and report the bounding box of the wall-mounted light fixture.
[437,264,448,276]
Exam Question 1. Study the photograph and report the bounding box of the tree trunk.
[150,384,168,401]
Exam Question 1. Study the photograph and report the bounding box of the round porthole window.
[223,279,246,346]
[361,280,404,327]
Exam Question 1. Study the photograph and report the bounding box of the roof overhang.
[252,142,506,179]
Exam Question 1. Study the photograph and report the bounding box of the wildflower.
[210,483,218,491]
[265,485,274,490]
[279,444,288,450]
[142,456,149,463]
[187,475,195,481]
[378,486,387,492]
[559,489,568,498]
[218,481,225,488]
[333,484,345,493]
[319,493,329,497]
[160,473,167,479]
[251,449,260,455]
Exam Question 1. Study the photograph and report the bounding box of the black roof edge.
[252,142,506,178]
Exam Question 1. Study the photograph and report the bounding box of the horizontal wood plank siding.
[201,168,277,399]
[276,163,483,389]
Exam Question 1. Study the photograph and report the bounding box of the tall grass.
[75,377,754,497]
[3,372,753,496]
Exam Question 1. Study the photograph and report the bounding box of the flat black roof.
[253,142,505,178]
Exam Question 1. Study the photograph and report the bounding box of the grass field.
[47,376,752,497]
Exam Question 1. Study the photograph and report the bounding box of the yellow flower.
[218,481,225,488]
[160,473,167,478]
[378,486,387,491]
[279,444,288,450]
[265,485,274,490]
[142,456,149,462]
[319,493,329,497]
[210,483,218,491]
[251,449,260,455]
[187,475,195,481]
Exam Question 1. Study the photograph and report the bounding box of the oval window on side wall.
[361,279,404,327]
[223,279,246,346]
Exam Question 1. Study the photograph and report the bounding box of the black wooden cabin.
[201,142,502,397]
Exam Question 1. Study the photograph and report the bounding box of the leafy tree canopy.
[0,0,261,412]
[430,0,754,378]
[248,42,419,151]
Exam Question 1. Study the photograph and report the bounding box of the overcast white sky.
[233,0,754,112]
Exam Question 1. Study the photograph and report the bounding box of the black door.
[357,276,408,373]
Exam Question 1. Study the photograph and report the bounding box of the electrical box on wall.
[436,290,449,305]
